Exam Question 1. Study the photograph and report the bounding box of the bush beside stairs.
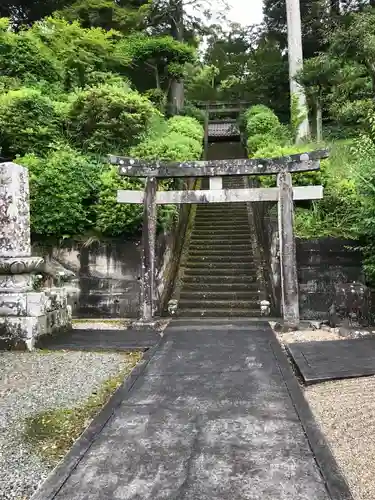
[177,176,261,317]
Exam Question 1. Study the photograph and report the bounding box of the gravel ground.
[306,377,375,500]
[275,328,342,345]
[0,350,136,500]
[271,323,375,500]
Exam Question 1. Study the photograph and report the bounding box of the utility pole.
[285,0,310,142]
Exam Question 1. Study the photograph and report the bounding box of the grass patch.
[24,351,141,465]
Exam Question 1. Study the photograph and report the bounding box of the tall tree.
[0,0,71,27]
[145,0,228,110]
[286,0,310,140]
[58,0,149,32]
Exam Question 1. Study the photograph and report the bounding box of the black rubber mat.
[36,328,160,351]
[287,338,375,384]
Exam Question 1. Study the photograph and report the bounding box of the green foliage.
[95,167,144,236]
[119,34,195,67]
[144,88,166,109]
[20,148,101,238]
[97,116,203,236]
[130,115,203,161]
[0,88,62,157]
[349,133,375,282]
[177,102,205,124]
[290,93,307,141]
[245,104,275,119]
[255,143,326,188]
[244,104,289,157]
[58,0,148,32]
[166,115,203,142]
[130,133,202,162]
[246,111,280,136]
[116,34,195,92]
[246,134,279,157]
[184,63,219,102]
[24,352,140,465]
[65,84,160,154]
[30,18,130,91]
[0,18,62,86]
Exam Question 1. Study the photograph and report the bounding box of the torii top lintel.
[109,149,329,178]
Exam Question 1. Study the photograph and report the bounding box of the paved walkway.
[32,319,351,500]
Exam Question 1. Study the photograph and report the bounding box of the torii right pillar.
[277,171,299,329]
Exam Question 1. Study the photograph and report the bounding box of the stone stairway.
[178,176,260,317]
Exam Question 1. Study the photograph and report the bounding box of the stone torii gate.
[109,149,328,328]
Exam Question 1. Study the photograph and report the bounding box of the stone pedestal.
[0,163,71,350]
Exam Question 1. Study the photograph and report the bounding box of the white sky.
[227,0,264,26]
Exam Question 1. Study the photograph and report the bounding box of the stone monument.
[0,162,71,350]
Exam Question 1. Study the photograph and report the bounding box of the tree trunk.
[286,0,310,142]
[155,66,160,90]
[168,0,184,113]
[316,98,323,143]
[330,0,340,15]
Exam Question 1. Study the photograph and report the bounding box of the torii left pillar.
[140,177,158,321]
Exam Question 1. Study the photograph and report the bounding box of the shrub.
[254,143,326,187]
[0,88,62,157]
[166,115,203,143]
[245,104,275,119]
[130,133,202,161]
[0,21,62,85]
[246,110,280,136]
[65,84,160,154]
[95,167,144,236]
[247,133,279,156]
[101,114,203,236]
[20,148,101,238]
[178,103,205,124]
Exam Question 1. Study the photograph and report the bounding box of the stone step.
[188,249,252,257]
[182,274,258,284]
[193,221,250,228]
[189,242,252,250]
[192,226,250,233]
[194,221,249,227]
[187,255,254,263]
[176,308,260,317]
[196,209,248,216]
[184,269,257,279]
[179,299,258,309]
[179,291,259,301]
[185,261,257,271]
[190,234,251,242]
[182,281,259,291]
[197,203,247,214]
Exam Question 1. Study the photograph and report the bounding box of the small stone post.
[0,162,71,349]
[277,170,300,328]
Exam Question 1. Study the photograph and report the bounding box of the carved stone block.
[0,163,31,257]
[0,163,72,350]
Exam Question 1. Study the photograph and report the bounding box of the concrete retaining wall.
[296,238,364,320]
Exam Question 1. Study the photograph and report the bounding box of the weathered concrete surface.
[296,238,364,321]
[111,149,328,178]
[33,319,339,500]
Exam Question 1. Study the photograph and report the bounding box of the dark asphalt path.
[32,318,351,500]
